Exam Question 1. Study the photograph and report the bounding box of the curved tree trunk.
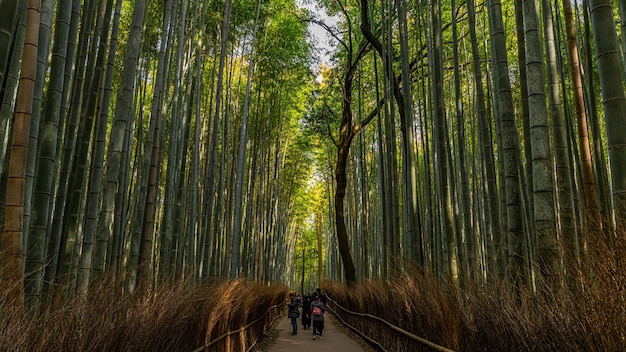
[335,143,357,284]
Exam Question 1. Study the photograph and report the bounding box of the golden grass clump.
[324,271,460,351]
[204,278,289,351]
[324,225,626,351]
[0,276,289,352]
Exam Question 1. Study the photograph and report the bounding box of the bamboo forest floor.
[259,310,374,352]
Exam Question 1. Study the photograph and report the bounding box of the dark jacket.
[302,297,312,323]
[287,299,300,319]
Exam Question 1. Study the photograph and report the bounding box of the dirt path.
[260,311,372,352]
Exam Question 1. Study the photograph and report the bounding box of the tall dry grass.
[2,228,624,351]
[324,228,626,351]
[0,276,289,351]
[324,273,461,351]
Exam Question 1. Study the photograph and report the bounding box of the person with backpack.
[315,288,326,331]
[310,292,325,340]
[287,292,301,335]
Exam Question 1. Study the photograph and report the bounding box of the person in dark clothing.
[316,288,327,304]
[301,295,312,330]
[287,292,300,335]
[310,293,326,340]
[315,288,326,331]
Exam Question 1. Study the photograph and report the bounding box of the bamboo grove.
[0,0,625,314]
[307,0,626,293]
[0,0,316,314]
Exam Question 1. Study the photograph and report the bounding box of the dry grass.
[324,229,626,351]
[2,229,624,351]
[324,273,461,351]
[0,276,289,352]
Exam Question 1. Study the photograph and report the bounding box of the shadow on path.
[260,310,371,352]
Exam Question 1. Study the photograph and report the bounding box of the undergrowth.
[0,277,289,352]
[323,227,626,351]
[2,229,624,351]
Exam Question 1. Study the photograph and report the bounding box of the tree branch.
[290,10,349,54]
[324,102,339,147]
[354,97,385,133]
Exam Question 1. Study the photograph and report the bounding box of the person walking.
[310,293,325,340]
[315,288,326,331]
[287,292,300,335]
[316,288,327,304]
[302,294,312,330]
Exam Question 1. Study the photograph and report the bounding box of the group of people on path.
[287,288,327,340]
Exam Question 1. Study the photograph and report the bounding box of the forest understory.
[2,226,623,352]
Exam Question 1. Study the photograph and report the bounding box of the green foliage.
[257,0,312,75]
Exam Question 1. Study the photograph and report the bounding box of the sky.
[295,0,340,81]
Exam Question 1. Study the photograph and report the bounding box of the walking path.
[260,310,371,352]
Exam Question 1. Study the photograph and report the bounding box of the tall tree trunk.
[231,0,261,279]
[582,0,611,226]
[335,142,357,284]
[43,0,80,294]
[522,0,559,285]
[1,0,41,311]
[26,0,71,313]
[159,0,182,280]
[452,0,472,278]
[56,0,97,286]
[76,0,115,295]
[0,3,26,175]
[97,0,146,280]
[431,0,458,282]
[138,0,175,290]
[587,0,626,222]
[371,45,390,275]
[619,0,626,76]
[561,0,599,229]
[330,41,368,284]
[0,0,24,105]
[363,0,418,271]
[543,0,576,280]
[467,0,501,280]
[205,0,232,278]
[515,0,534,235]
[24,0,55,265]
[396,0,421,264]
[190,1,204,279]
[488,0,525,281]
